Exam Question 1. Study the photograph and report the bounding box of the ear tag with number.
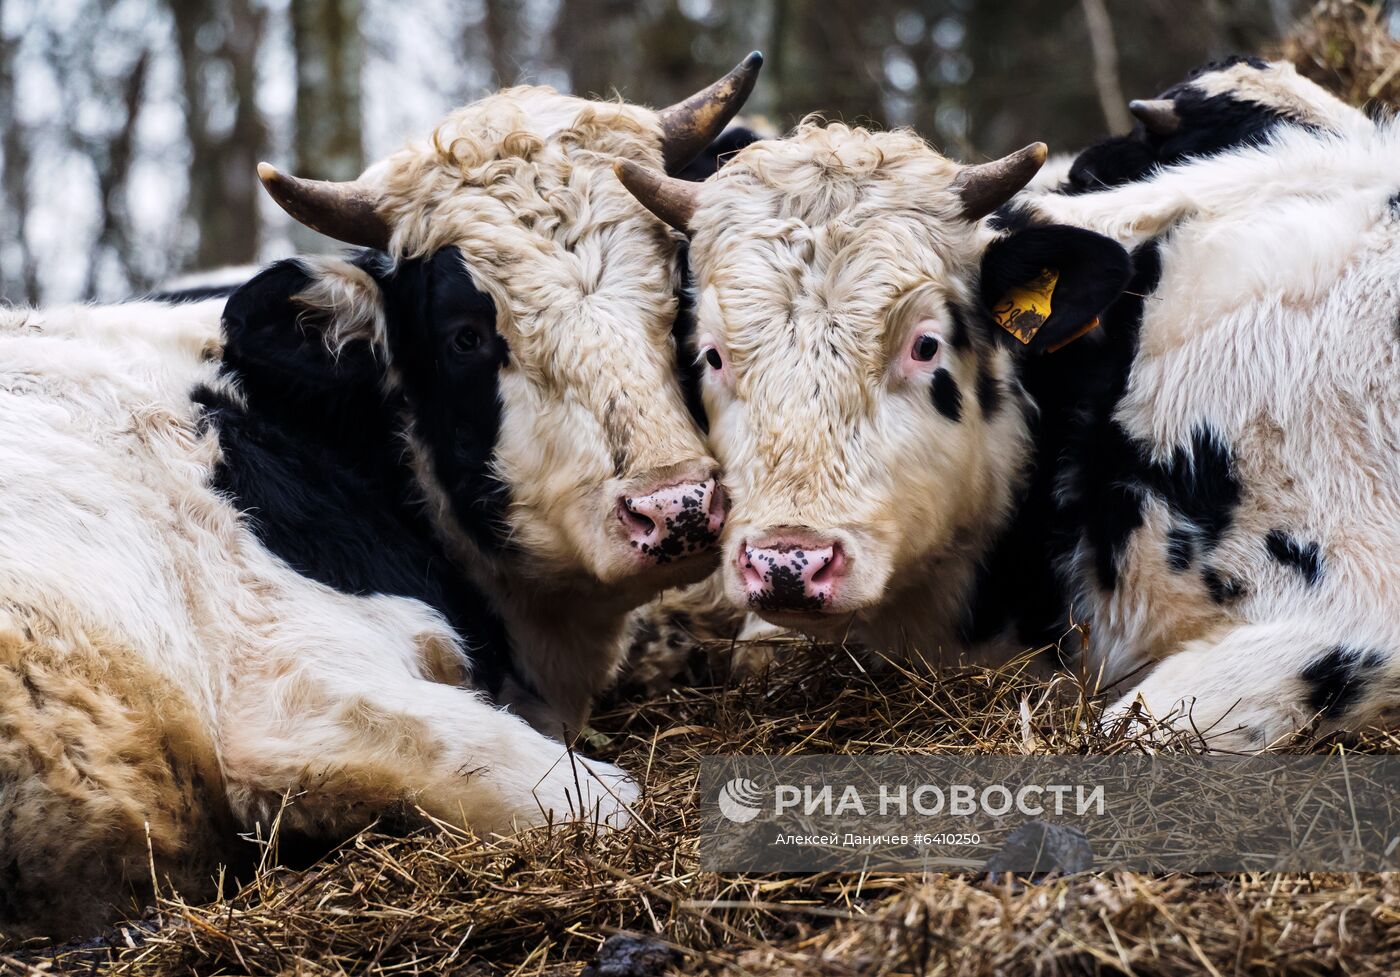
[992,267,1058,345]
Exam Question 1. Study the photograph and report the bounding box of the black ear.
[223,257,382,395]
[1064,135,1158,193]
[979,225,1132,354]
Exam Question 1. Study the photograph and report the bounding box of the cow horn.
[657,51,763,173]
[1128,99,1181,136]
[952,142,1048,221]
[613,158,699,233]
[257,162,392,251]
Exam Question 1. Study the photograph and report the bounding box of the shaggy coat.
[278,88,722,729]
[0,86,722,940]
[666,74,1400,750]
[1024,118,1400,747]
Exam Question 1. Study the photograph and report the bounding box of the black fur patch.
[1265,529,1323,587]
[987,203,1036,233]
[949,308,972,351]
[1057,241,1162,594]
[673,241,708,432]
[1166,527,1195,571]
[1142,426,1241,551]
[979,225,1133,355]
[1201,567,1245,604]
[1301,645,1386,720]
[380,250,513,554]
[930,369,963,422]
[959,234,1141,647]
[674,126,764,182]
[1061,56,1291,196]
[976,369,1002,418]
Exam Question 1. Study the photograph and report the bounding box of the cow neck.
[400,424,636,734]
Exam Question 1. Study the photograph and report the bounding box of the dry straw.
[7,635,1400,975]
[1274,0,1400,107]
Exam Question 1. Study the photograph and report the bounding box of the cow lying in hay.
[615,59,1400,749]
[0,58,761,941]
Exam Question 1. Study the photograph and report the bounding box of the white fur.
[1038,121,1400,747]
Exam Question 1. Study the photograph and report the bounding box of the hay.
[7,643,1399,976]
[1276,0,1400,108]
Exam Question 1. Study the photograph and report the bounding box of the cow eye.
[704,347,723,370]
[912,334,940,361]
[453,328,483,354]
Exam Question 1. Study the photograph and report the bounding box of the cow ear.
[289,256,390,355]
[221,257,389,403]
[979,225,1132,354]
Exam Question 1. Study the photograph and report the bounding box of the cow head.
[252,59,763,599]
[614,124,1130,635]
[1063,57,1370,195]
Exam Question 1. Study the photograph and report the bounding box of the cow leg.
[1101,619,1399,750]
[221,658,639,840]
[0,617,234,940]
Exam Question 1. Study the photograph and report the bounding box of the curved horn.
[951,142,1048,222]
[657,51,763,173]
[1128,99,1181,136]
[613,158,700,233]
[257,162,392,251]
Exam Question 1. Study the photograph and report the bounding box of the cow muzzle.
[617,469,726,567]
[736,527,851,619]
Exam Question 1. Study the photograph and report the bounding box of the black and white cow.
[1042,56,1371,196]
[616,66,1400,750]
[0,60,763,941]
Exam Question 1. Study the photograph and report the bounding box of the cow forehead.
[373,85,678,318]
[691,126,979,355]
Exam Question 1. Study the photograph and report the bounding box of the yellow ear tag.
[992,267,1058,345]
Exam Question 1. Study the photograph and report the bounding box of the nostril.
[618,498,657,540]
[707,482,728,528]
[809,544,844,586]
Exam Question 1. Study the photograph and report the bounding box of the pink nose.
[619,476,725,563]
[738,536,846,612]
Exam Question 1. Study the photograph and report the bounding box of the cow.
[615,87,1400,750]
[0,59,759,941]
[612,126,1126,670]
[1046,56,1371,197]
[1020,115,1400,749]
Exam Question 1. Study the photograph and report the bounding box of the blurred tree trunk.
[0,0,39,304]
[1080,0,1132,133]
[81,50,150,299]
[554,0,638,100]
[773,0,890,129]
[484,0,521,86]
[169,0,267,269]
[293,0,364,182]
